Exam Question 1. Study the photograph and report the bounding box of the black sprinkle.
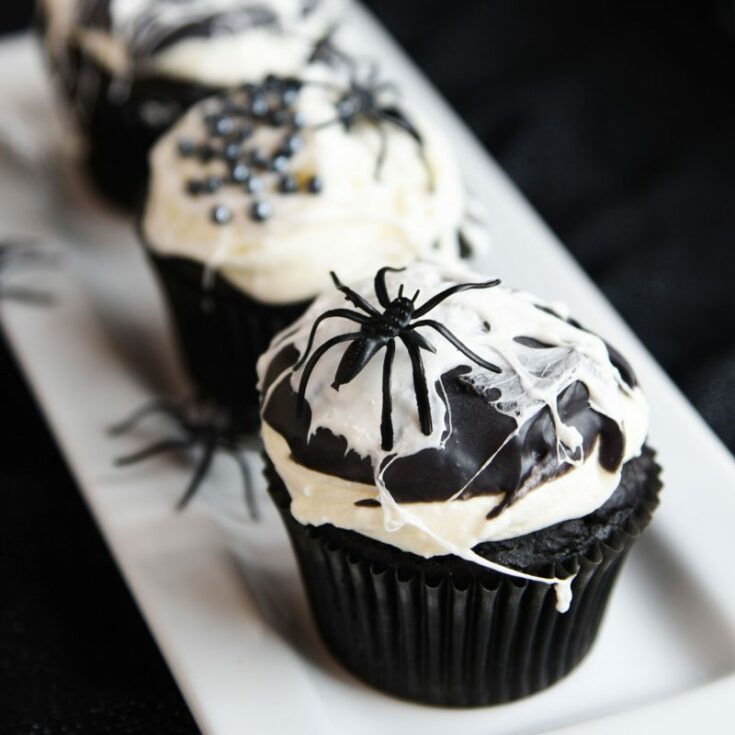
[230,163,250,183]
[306,175,324,194]
[250,200,273,222]
[250,96,269,118]
[282,87,300,106]
[213,116,234,136]
[224,142,241,161]
[204,175,223,193]
[178,138,195,157]
[236,124,254,141]
[278,175,298,193]
[248,149,269,169]
[270,109,290,127]
[198,144,216,163]
[271,154,289,173]
[211,205,232,225]
[228,104,249,117]
[355,499,381,508]
[244,176,263,194]
[283,134,302,154]
[186,179,204,195]
[264,74,280,89]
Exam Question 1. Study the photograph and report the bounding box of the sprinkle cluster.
[176,75,324,225]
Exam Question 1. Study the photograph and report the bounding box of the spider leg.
[294,308,369,370]
[366,61,380,87]
[0,239,55,265]
[374,266,405,308]
[330,271,381,316]
[374,80,399,96]
[310,28,357,73]
[310,115,343,130]
[109,397,189,436]
[296,332,362,416]
[374,107,435,190]
[410,320,502,373]
[371,116,389,181]
[400,333,433,436]
[409,328,436,353]
[412,279,501,318]
[229,449,259,521]
[300,79,344,94]
[380,340,396,451]
[176,439,216,511]
[0,286,54,306]
[115,437,195,467]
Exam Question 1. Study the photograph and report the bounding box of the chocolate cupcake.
[142,67,469,432]
[257,261,661,706]
[38,0,347,206]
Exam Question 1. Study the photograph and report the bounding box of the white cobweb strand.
[258,261,647,613]
[375,454,576,612]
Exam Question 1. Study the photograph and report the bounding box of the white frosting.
[143,69,466,304]
[258,261,650,610]
[42,0,347,83]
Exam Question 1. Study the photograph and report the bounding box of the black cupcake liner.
[266,451,661,706]
[50,45,218,209]
[149,252,309,433]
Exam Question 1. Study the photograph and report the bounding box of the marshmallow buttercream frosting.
[143,68,467,304]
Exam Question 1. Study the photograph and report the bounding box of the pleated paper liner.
[54,45,220,209]
[148,252,309,433]
[266,450,662,707]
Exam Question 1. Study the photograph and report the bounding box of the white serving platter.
[1,5,735,733]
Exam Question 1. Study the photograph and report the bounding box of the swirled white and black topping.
[260,266,642,513]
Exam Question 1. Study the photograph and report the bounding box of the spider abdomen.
[332,335,386,389]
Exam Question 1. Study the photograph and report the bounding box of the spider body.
[308,65,432,187]
[332,290,424,388]
[295,267,503,451]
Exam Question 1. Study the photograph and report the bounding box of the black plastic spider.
[294,267,502,451]
[110,397,258,518]
[307,63,433,187]
[0,240,56,305]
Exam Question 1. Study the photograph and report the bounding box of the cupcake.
[38,0,347,206]
[142,67,468,431]
[257,261,661,706]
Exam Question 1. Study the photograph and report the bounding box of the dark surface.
[2,1,734,731]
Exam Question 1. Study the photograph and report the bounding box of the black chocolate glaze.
[533,304,638,389]
[266,446,661,576]
[261,341,631,508]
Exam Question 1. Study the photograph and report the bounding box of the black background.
[2,1,734,732]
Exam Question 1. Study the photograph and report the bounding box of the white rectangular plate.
[1,6,735,733]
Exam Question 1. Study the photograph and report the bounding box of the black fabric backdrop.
[1,1,734,731]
